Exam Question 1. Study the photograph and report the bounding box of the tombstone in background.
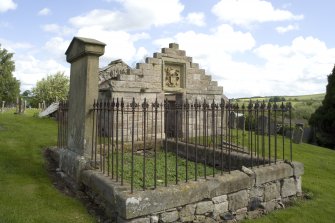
[1,101,4,112]
[229,111,237,129]
[269,122,277,135]
[237,116,245,130]
[293,123,304,144]
[23,100,27,113]
[257,115,268,134]
[42,100,46,110]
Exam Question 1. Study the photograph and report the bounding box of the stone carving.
[165,65,181,88]
[99,59,130,83]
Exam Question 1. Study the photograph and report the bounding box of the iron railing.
[58,98,293,193]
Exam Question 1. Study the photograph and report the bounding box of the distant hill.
[231,93,325,126]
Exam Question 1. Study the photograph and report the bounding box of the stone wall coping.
[252,162,294,186]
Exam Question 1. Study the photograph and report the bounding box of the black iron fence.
[57,101,68,149]
[58,98,293,193]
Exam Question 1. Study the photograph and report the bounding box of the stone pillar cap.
[169,43,179,50]
[65,37,106,63]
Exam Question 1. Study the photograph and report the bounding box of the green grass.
[101,150,219,189]
[0,110,95,223]
[243,139,335,222]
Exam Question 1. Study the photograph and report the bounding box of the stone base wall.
[79,160,303,223]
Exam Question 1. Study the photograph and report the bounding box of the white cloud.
[154,29,334,97]
[276,24,299,34]
[70,0,184,31]
[186,12,206,27]
[44,37,70,58]
[212,0,303,26]
[0,0,17,13]
[42,24,74,36]
[38,7,51,16]
[76,26,150,64]
[13,54,69,92]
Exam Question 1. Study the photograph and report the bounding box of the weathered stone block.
[264,182,280,201]
[179,204,195,222]
[228,190,249,211]
[117,216,150,223]
[260,200,277,213]
[253,163,293,186]
[212,194,227,204]
[160,210,179,223]
[150,215,158,223]
[291,161,304,176]
[235,207,247,221]
[213,202,228,219]
[194,215,206,223]
[249,186,264,199]
[196,201,214,215]
[281,178,297,197]
[296,176,302,195]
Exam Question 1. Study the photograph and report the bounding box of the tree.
[32,72,69,105]
[0,44,20,103]
[309,65,335,149]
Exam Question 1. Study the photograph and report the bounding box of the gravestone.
[257,116,268,134]
[237,116,245,130]
[229,112,237,129]
[293,123,304,144]
[1,101,4,112]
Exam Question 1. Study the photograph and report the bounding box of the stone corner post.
[60,36,105,182]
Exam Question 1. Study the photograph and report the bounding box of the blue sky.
[0,0,334,98]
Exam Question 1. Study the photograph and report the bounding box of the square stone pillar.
[60,37,105,181]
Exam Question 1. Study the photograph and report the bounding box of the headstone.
[257,116,268,134]
[1,101,4,112]
[237,116,245,130]
[23,100,27,113]
[42,100,46,110]
[229,112,237,129]
[293,123,304,144]
[16,97,19,113]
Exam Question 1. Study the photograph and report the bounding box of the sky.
[0,0,334,98]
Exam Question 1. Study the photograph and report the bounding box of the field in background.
[232,93,325,126]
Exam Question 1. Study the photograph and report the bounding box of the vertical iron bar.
[211,100,215,177]
[121,98,124,185]
[268,102,271,165]
[142,98,148,190]
[116,98,119,182]
[194,100,198,181]
[175,101,179,185]
[289,103,292,162]
[153,99,159,189]
[281,102,285,161]
[111,99,115,178]
[185,99,189,182]
[164,99,168,186]
[131,98,136,193]
[274,103,278,164]
[107,100,110,176]
[103,101,106,174]
[220,99,225,175]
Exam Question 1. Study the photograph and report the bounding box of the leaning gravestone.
[237,116,245,130]
[293,123,304,144]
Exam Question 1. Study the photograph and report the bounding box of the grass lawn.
[1,109,334,222]
[243,140,335,222]
[0,110,95,223]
